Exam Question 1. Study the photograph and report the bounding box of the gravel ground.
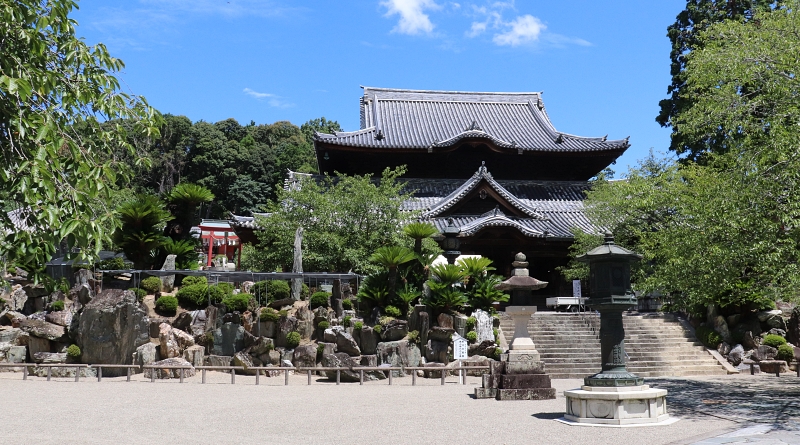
[0,371,762,445]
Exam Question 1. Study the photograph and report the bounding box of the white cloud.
[243,88,294,108]
[380,0,441,35]
[466,21,487,37]
[492,14,545,46]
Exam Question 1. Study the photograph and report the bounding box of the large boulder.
[27,336,51,357]
[132,342,159,369]
[19,319,65,342]
[213,323,245,356]
[76,289,150,376]
[753,345,778,362]
[376,340,421,376]
[233,351,257,375]
[731,317,762,341]
[320,353,361,382]
[458,355,492,376]
[324,326,344,343]
[758,309,782,323]
[0,327,29,346]
[382,320,409,342]
[275,317,297,348]
[758,360,788,374]
[8,287,28,312]
[159,255,177,293]
[183,345,204,367]
[172,312,193,332]
[453,314,467,337]
[45,311,72,328]
[425,339,450,363]
[359,326,379,355]
[765,315,787,331]
[31,352,94,378]
[743,331,761,350]
[159,323,180,359]
[292,344,317,368]
[144,357,195,379]
[205,355,232,367]
[469,340,498,358]
[0,343,27,371]
[438,313,454,329]
[335,330,361,356]
[712,316,732,344]
[428,327,455,343]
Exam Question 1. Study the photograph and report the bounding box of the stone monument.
[560,233,674,426]
[475,253,555,400]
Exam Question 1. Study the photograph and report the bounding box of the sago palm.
[403,222,438,253]
[113,194,173,269]
[369,246,416,302]
[165,183,214,240]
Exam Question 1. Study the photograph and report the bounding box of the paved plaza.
[0,372,798,444]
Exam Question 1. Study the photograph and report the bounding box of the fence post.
[256,370,260,386]
[360,369,364,385]
[47,366,52,381]
[336,369,340,385]
[180,367,184,383]
[284,369,289,386]
[750,363,755,375]
[796,360,799,377]
[23,365,28,381]
[462,368,466,385]
[307,369,312,385]
[126,367,131,382]
[150,368,155,383]
[202,369,207,384]
[440,370,445,385]
[76,367,80,383]
[231,368,235,384]
[97,366,102,382]
[389,370,393,386]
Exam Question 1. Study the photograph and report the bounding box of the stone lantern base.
[560,385,675,426]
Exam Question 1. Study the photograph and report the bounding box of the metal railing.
[0,363,490,385]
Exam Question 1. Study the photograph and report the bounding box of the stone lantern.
[439,218,461,264]
[561,233,673,426]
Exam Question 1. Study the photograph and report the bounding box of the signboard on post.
[453,335,468,360]
[572,280,582,299]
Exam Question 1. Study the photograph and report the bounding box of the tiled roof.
[315,87,628,153]
[229,213,271,229]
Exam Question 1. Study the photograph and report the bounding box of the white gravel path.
[0,372,740,445]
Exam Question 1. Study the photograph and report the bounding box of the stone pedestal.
[505,306,536,351]
[562,385,672,426]
[475,351,555,400]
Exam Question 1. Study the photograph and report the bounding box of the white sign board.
[572,280,582,299]
[453,336,468,360]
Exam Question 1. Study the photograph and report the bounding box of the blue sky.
[73,0,685,174]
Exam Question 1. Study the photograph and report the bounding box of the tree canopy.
[0,0,161,279]
[248,167,415,274]
[580,2,800,310]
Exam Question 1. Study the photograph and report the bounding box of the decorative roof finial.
[604,231,614,244]
[478,161,487,174]
[466,120,482,132]
[374,129,384,141]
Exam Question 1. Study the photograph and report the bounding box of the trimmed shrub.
[492,347,503,360]
[343,316,352,328]
[176,284,208,306]
[309,291,330,309]
[763,334,787,348]
[696,326,723,348]
[140,276,162,294]
[181,276,207,287]
[378,316,395,326]
[777,344,794,362]
[96,257,125,270]
[384,305,401,318]
[373,324,382,334]
[251,280,291,302]
[407,330,419,344]
[466,316,476,332]
[129,288,147,302]
[342,299,353,310]
[318,320,330,329]
[260,308,280,322]
[301,283,310,301]
[279,309,288,318]
[216,282,235,295]
[466,331,478,343]
[155,296,178,314]
[50,300,64,311]
[353,321,363,331]
[223,293,251,312]
[286,331,301,349]
[66,344,81,359]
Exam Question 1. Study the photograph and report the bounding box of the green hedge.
[155,296,178,314]
[763,334,787,348]
[384,305,401,318]
[66,344,81,358]
[696,326,723,348]
[466,331,477,343]
[353,321,363,331]
[223,293,251,312]
[318,320,330,329]
[176,283,232,307]
[309,291,330,309]
[342,299,353,310]
[140,276,162,294]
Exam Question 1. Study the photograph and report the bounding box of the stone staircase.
[499,312,728,379]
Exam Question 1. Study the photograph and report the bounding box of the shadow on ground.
[647,377,800,430]
[532,412,564,420]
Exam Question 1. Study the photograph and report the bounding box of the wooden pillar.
[206,237,214,267]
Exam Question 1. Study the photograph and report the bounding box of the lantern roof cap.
[576,232,642,263]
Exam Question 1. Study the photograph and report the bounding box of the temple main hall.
[316,87,629,303]
[232,87,630,307]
